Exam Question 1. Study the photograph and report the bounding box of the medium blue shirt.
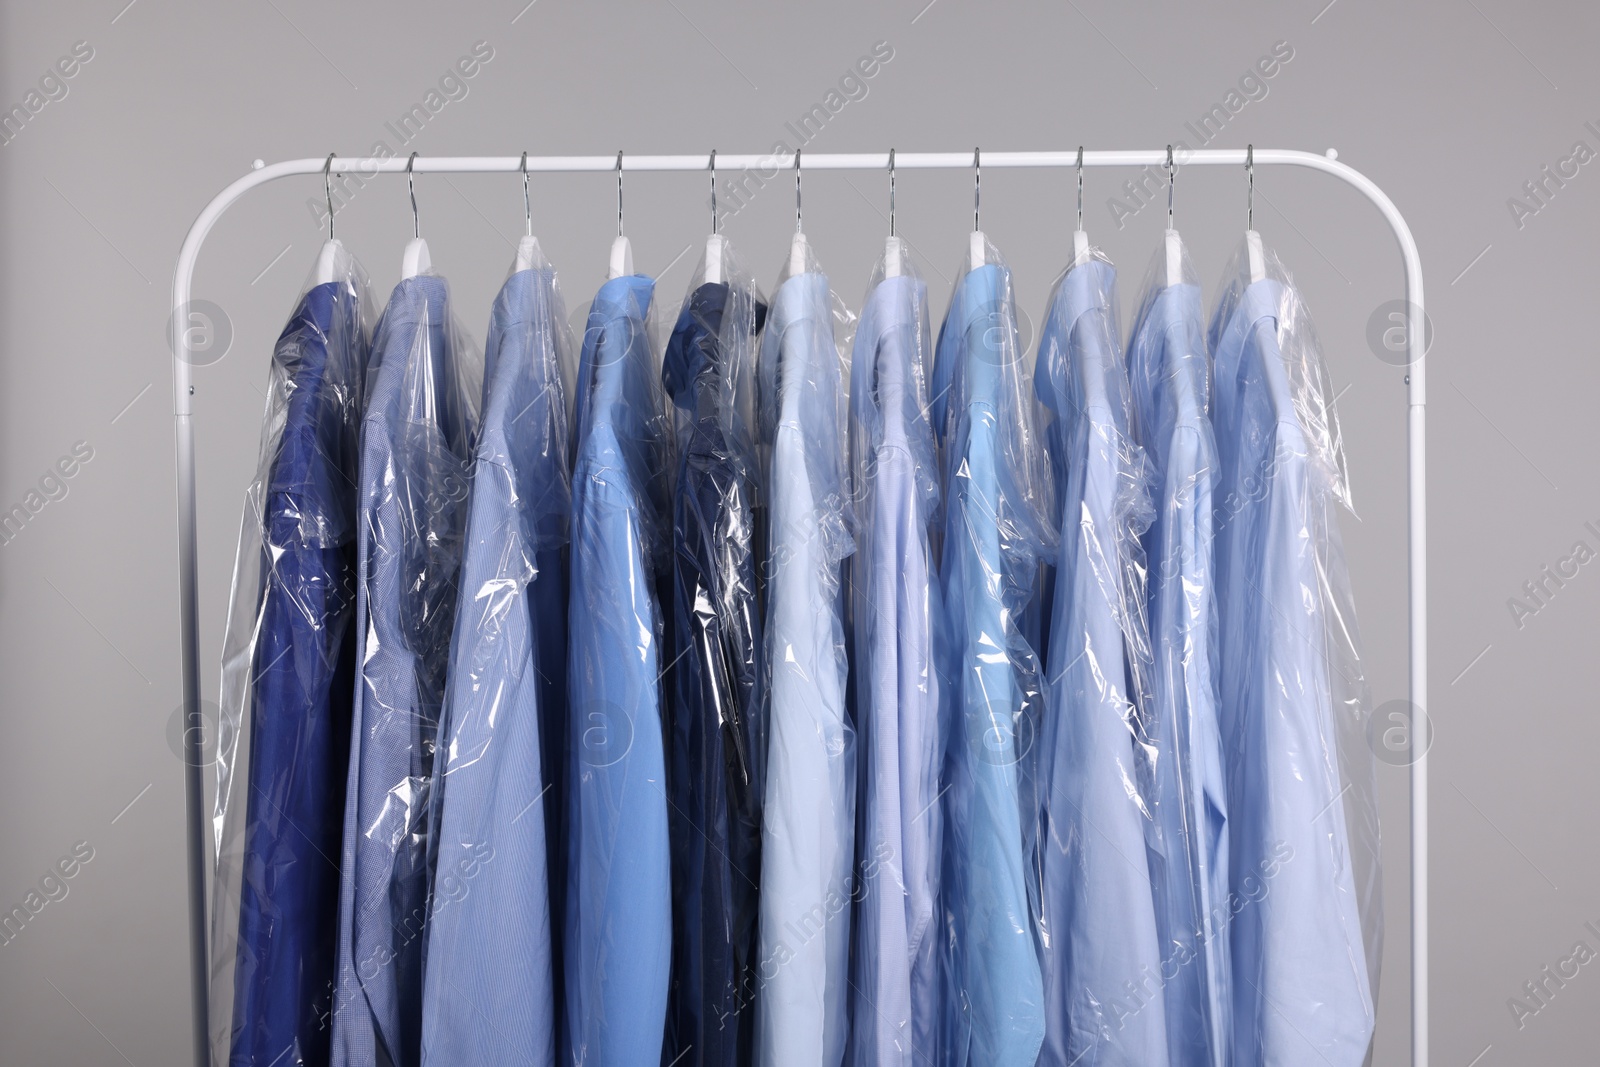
[753,270,855,1067]
[1209,275,1374,1067]
[847,271,942,1067]
[930,261,1047,1067]
[564,274,673,1067]
[230,278,365,1067]
[1032,257,1167,1067]
[1126,272,1231,1067]
[333,275,477,1067]
[420,267,572,1067]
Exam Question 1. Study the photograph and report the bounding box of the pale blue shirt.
[1210,277,1374,1067]
[1127,277,1231,1067]
[421,267,570,1067]
[1032,257,1167,1067]
[753,270,855,1067]
[847,271,942,1067]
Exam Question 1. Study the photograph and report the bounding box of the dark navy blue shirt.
[231,278,365,1067]
[661,281,767,1067]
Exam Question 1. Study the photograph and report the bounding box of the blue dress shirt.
[930,261,1047,1067]
[230,278,365,1067]
[660,279,768,1067]
[1126,271,1231,1067]
[847,270,943,1067]
[753,270,855,1067]
[333,275,477,1067]
[1032,257,1167,1067]
[420,267,572,1067]
[1209,275,1375,1067]
[565,274,673,1067]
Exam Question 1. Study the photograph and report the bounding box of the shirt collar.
[378,273,449,328]
[853,273,927,428]
[1036,258,1119,420]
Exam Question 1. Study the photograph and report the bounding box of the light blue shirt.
[1032,257,1167,1067]
[1209,276,1374,1067]
[333,275,477,1067]
[929,261,1046,1067]
[420,267,571,1067]
[753,269,856,1067]
[847,270,943,1067]
[564,274,673,1067]
[1126,272,1230,1067]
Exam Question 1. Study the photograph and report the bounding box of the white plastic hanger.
[609,150,633,279]
[1164,146,1182,288]
[314,240,344,284]
[1072,147,1090,265]
[314,154,344,284]
[1245,145,1266,283]
[884,148,905,278]
[703,149,723,285]
[400,153,431,279]
[788,149,809,277]
[513,152,539,272]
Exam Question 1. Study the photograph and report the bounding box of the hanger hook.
[520,151,532,238]
[406,152,420,239]
[1075,146,1084,232]
[709,149,718,236]
[888,148,896,238]
[323,153,336,241]
[1166,144,1175,228]
[794,148,802,233]
[616,150,624,237]
[1246,144,1255,231]
[973,146,981,232]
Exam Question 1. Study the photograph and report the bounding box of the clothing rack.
[170,148,1428,1067]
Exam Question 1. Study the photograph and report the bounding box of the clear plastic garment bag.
[1207,234,1382,1067]
[211,244,371,1067]
[929,235,1051,1067]
[753,238,856,1067]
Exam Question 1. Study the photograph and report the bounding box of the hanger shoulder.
[401,237,431,280]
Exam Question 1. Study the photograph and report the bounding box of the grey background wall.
[0,0,1595,1063]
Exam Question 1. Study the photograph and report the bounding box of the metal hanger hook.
[1076,146,1084,231]
[888,147,896,237]
[1246,144,1255,231]
[323,153,336,241]
[520,152,532,238]
[709,149,718,235]
[973,146,981,231]
[615,150,624,237]
[406,152,420,239]
[1166,145,1176,228]
[794,148,802,233]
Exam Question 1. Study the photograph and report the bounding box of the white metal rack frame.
[170,148,1428,1067]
